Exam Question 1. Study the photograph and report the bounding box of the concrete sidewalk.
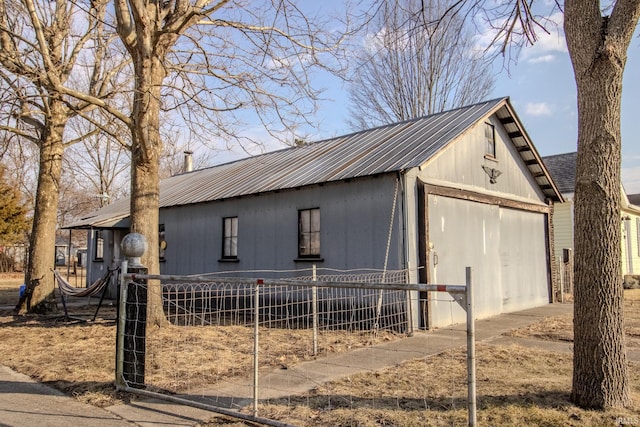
[0,365,134,427]
[180,303,577,407]
[0,303,575,427]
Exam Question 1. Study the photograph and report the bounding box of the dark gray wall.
[158,174,405,278]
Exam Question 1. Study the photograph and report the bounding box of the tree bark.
[565,0,640,409]
[128,49,170,326]
[113,0,200,327]
[16,99,66,314]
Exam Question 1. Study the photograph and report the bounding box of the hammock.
[54,268,114,297]
[53,268,118,322]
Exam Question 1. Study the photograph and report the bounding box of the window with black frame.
[298,208,320,258]
[94,230,104,261]
[485,122,496,158]
[222,216,238,259]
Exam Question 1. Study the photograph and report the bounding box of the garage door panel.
[426,194,549,327]
[500,208,549,311]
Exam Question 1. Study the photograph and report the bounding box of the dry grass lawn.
[254,344,640,426]
[1,273,639,426]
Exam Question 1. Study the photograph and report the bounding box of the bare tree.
[0,0,126,313]
[564,0,639,409]
[97,0,352,326]
[348,0,494,129]
[409,0,639,409]
[63,112,131,209]
[159,131,216,179]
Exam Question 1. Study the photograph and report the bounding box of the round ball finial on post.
[121,233,147,268]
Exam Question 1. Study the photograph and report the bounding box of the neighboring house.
[542,152,640,278]
[66,97,562,329]
[628,194,640,206]
[541,152,577,265]
[54,239,74,266]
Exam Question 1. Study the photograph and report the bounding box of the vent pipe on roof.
[183,150,193,173]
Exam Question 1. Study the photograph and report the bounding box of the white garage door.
[426,194,550,327]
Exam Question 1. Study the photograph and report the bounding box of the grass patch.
[254,345,640,426]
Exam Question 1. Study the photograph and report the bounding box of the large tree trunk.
[16,100,66,314]
[565,0,638,409]
[129,56,166,327]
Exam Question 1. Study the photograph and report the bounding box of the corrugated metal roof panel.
[158,99,506,206]
[63,198,131,229]
[65,97,562,229]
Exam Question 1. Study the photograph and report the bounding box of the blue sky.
[216,5,639,193]
[489,21,640,194]
[309,16,640,193]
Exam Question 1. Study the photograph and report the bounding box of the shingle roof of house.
[542,152,640,213]
[628,194,640,206]
[66,97,561,229]
[541,152,577,195]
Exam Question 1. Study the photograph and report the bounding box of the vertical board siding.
[421,118,548,203]
[157,175,404,277]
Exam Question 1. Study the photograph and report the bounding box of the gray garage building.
[66,97,562,329]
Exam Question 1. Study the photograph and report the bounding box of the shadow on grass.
[0,288,19,306]
[0,307,117,328]
[266,390,574,412]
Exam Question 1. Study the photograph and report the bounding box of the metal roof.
[65,97,562,229]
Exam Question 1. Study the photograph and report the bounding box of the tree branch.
[57,85,132,125]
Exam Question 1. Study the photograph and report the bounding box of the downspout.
[398,169,417,333]
[398,170,408,277]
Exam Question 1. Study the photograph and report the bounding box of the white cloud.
[473,11,567,63]
[520,12,567,63]
[526,102,552,116]
[528,54,556,64]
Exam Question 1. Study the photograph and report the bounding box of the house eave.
[496,101,564,204]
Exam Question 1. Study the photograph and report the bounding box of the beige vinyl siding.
[553,202,640,277]
[633,215,640,274]
[553,201,574,260]
[622,210,640,275]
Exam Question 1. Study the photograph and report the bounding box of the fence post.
[312,264,318,356]
[466,266,476,427]
[118,233,148,389]
[115,259,128,388]
[406,265,414,334]
[253,279,262,417]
